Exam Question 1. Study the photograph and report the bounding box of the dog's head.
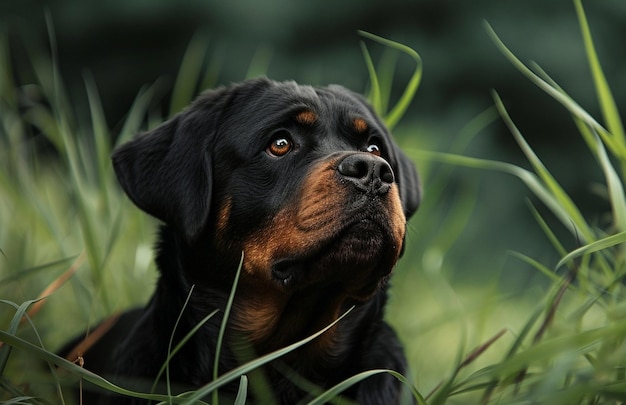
[113,78,420,302]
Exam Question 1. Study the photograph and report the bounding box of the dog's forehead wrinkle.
[316,97,376,136]
[276,80,320,104]
[314,136,353,155]
[292,82,320,103]
[262,81,321,110]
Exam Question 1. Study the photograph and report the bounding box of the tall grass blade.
[157,283,194,395]
[117,83,160,146]
[508,251,562,283]
[432,181,478,254]
[36,51,106,296]
[531,62,624,162]
[587,126,626,232]
[245,45,273,79]
[151,307,219,397]
[484,320,626,379]
[492,92,593,243]
[0,395,42,405]
[23,106,64,154]
[359,41,382,116]
[484,22,619,158]
[403,107,497,242]
[428,327,469,404]
[432,330,507,404]
[84,74,112,194]
[100,208,125,276]
[358,31,422,131]
[307,369,426,405]
[0,256,77,284]
[1,299,67,402]
[0,330,175,402]
[213,253,244,405]
[376,48,400,115]
[556,230,626,270]
[233,375,248,405]
[526,201,568,258]
[200,43,225,91]
[0,35,17,108]
[180,307,355,404]
[0,299,39,375]
[26,255,83,321]
[528,63,626,232]
[170,33,209,116]
[574,0,625,148]
[412,149,579,239]
[7,301,67,404]
[480,305,545,402]
[454,106,499,154]
[44,10,71,130]
[533,268,578,351]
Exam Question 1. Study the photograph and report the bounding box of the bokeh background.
[2,0,625,399]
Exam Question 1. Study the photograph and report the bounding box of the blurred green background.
[1,0,626,401]
[4,0,624,273]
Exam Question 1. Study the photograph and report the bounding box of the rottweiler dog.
[60,78,421,404]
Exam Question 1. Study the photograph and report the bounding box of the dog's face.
[113,78,420,306]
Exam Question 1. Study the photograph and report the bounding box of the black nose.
[337,153,394,195]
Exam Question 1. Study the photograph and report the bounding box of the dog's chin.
[270,220,401,299]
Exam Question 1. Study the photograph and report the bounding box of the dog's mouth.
[241,155,407,300]
[269,215,402,298]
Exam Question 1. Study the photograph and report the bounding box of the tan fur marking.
[241,159,342,281]
[235,159,345,343]
[233,286,288,343]
[215,197,232,240]
[295,110,318,126]
[388,183,407,255]
[352,117,369,134]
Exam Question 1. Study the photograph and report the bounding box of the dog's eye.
[366,142,382,157]
[267,134,293,157]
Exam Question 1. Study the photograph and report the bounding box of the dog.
[60,78,421,404]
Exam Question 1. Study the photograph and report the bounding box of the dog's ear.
[112,88,229,243]
[393,148,421,219]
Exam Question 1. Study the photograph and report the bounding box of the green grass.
[2,0,626,403]
[393,1,626,402]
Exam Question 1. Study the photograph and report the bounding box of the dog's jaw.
[228,153,405,351]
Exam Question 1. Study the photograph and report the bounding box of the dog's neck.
[231,278,372,353]
[151,225,388,383]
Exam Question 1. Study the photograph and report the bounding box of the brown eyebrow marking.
[352,117,369,134]
[295,110,318,126]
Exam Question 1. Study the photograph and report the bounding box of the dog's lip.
[270,214,393,288]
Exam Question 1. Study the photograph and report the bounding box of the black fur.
[60,78,421,404]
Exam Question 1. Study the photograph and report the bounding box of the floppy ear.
[393,148,421,219]
[112,89,227,243]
